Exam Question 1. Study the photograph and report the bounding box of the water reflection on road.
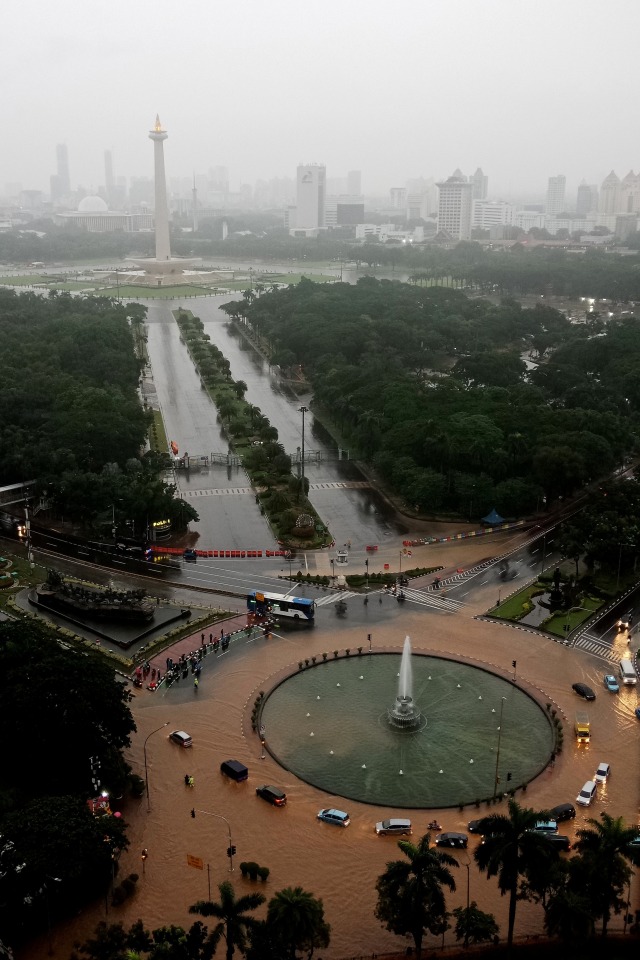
[145,293,406,550]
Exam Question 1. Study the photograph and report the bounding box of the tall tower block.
[148,115,171,262]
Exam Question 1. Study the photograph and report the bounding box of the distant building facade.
[288,163,326,237]
[436,173,473,240]
[546,175,566,215]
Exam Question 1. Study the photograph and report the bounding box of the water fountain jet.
[387,636,423,730]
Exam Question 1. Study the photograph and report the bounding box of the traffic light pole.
[191,808,235,872]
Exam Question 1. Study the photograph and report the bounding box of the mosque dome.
[78,195,108,213]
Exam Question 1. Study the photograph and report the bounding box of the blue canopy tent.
[481,508,505,526]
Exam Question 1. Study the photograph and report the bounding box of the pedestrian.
[184,774,190,786]
[209,633,213,644]
[188,775,195,787]
[220,627,224,639]
[194,677,199,690]
[201,633,205,643]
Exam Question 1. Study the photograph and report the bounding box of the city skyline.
[2,0,639,201]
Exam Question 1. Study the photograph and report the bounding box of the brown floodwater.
[18,579,640,959]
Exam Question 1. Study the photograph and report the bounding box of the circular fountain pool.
[260,653,555,808]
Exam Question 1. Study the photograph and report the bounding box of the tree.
[473,799,553,951]
[375,833,457,960]
[451,901,498,946]
[189,881,265,960]
[571,812,640,935]
[265,886,330,960]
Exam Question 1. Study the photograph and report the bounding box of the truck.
[575,712,590,743]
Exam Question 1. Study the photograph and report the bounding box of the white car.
[576,780,597,806]
[594,762,610,784]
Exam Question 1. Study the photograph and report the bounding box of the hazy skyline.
[3,0,639,201]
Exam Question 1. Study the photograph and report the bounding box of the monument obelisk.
[148,115,171,261]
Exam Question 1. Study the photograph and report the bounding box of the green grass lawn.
[0,275,48,285]
[96,285,211,299]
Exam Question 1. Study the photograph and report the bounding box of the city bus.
[247,590,315,624]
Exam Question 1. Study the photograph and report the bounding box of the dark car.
[549,802,576,823]
[544,834,571,851]
[572,682,596,701]
[467,819,488,834]
[256,784,287,806]
[435,832,468,849]
[183,549,198,563]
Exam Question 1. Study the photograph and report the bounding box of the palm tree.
[266,886,330,960]
[572,812,640,935]
[190,881,265,960]
[473,799,553,952]
[375,832,457,960]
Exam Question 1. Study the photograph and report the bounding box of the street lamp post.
[365,557,369,592]
[330,558,335,580]
[44,876,61,955]
[191,808,235,873]
[459,852,471,949]
[493,696,507,798]
[144,721,170,813]
[299,405,309,497]
[539,533,547,578]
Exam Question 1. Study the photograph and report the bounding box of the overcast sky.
[3,0,638,200]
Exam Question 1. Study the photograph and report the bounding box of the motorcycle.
[427,820,442,831]
[335,599,347,616]
[397,592,406,603]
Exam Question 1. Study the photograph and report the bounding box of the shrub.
[333,650,338,658]
[240,862,248,876]
[247,861,259,881]
[322,652,328,661]
[257,866,270,882]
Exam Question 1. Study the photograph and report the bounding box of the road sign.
[187,854,204,870]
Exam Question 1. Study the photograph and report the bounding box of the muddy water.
[21,598,640,959]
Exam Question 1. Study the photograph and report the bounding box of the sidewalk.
[137,611,249,685]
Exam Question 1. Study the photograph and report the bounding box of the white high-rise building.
[290,164,326,237]
[546,175,566,215]
[599,171,621,215]
[436,173,473,240]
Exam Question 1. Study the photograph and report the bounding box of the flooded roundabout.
[260,637,557,808]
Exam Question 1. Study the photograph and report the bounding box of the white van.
[619,658,637,685]
[576,780,597,806]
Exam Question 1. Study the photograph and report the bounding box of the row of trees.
[0,289,197,535]
[0,622,136,946]
[375,800,640,959]
[176,310,328,545]
[222,278,638,517]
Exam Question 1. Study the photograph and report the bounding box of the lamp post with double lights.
[190,808,235,873]
[144,721,170,812]
[299,405,309,497]
[493,696,507,798]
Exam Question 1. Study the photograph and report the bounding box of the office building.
[471,168,488,201]
[472,200,514,231]
[576,181,598,216]
[290,163,326,237]
[546,175,566,215]
[620,171,640,213]
[599,171,621,215]
[324,196,365,228]
[436,173,473,240]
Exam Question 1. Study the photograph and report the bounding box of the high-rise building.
[390,187,407,209]
[599,171,621,215]
[620,171,640,213]
[436,173,473,240]
[576,181,598,216]
[546,175,566,215]
[290,164,326,236]
[50,143,71,201]
[471,168,488,201]
[347,170,361,196]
